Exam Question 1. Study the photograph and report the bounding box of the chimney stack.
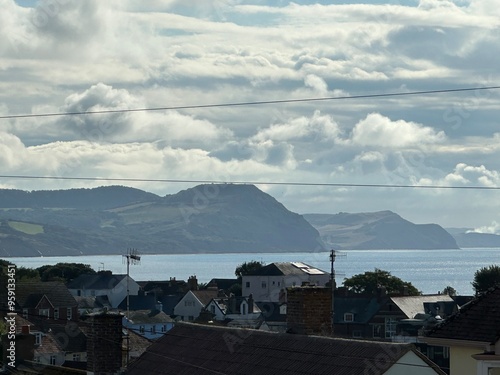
[286,286,332,336]
[86,312,123,375]
[187,275,198,291]
[247,294,254,314]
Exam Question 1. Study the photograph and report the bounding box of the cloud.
[2,0,500,229]
[469,221,500,235]
[350,113,446,148]
[253,110,341,143]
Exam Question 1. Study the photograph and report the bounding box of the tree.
[343,268,420,296]
[441,285,457,297]
[37,262,96,282]
[472,265,500,295]
[235,260,265,281]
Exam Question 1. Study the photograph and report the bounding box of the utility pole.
[330,249,336,336]
[329,249,346,337]
[123,249,141,367]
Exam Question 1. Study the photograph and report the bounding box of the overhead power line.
[0,174,499,190]
[1,85,499,120]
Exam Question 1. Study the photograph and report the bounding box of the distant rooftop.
[246,262,328,276]
[67,273,128,290]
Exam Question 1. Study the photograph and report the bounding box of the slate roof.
[125,323,445,375]
[117,294,157,311]
[126,310,174,325]
[192,290,219,306]
[247,262,328,276]
[16,281,77,308]
[391,295,456,319]
[207,278,239,290]
[333,297,381,323]
[66,273,127,290]
[426,286,500,344]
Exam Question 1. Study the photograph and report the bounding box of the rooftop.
[125,323,445,375]
[66,273,128,290]
[391,294,456,319]
[426,286,500,344]
[16,281,77,308]
[246,262,328,277]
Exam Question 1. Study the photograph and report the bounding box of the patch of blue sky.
[14,0,37,7]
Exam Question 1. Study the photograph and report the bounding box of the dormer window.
[35,333,42,345]
[344,313,354,322]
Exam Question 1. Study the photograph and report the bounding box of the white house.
[123,306,174,340]
[173,289,220,321]
[242,262,330,302]
[205,294,262,329]
[67,272,139,308]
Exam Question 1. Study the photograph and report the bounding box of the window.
[54,308,59,320]
[77,290,81,296]
[39,309,49,318]
[50,355,56,365]
[245,282,250,288]
[261,281,267,289]
[373,324,382,338]
[35,333,42,345]
[277,282,281,286]
[139,326,145,334]
[184,300,194,307]
[67,308,72,321]
[161,325,167,333]
[210,305,216,314]
[151,325,156,334]
[344,313,354,322]
[443,346,449,359]
[23,309,28,319]
[385,318,397,338]
[241,304,247,315]
[73,353,81,361]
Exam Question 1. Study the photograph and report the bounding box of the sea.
[4,248,500,296]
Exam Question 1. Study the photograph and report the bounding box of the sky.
[0,0,499,231]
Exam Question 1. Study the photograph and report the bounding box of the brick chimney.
[187,275,198,291]
[86,312,123,375]
[247,294,254,314]
[286,286,332,336]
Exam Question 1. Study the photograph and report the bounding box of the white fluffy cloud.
[350,113,446,148]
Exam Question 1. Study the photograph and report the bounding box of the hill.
[0,184,325,257]
[450,231,500,248]
[303,211,459,250]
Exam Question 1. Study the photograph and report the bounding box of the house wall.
[64,351,87,362]
[206,300,226,321]
[35,352,65,367]
[242,274,330,302]
[383,351,441,375]
[125,323,173,340]
[173,291,204,321]
[450,346,481,375]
